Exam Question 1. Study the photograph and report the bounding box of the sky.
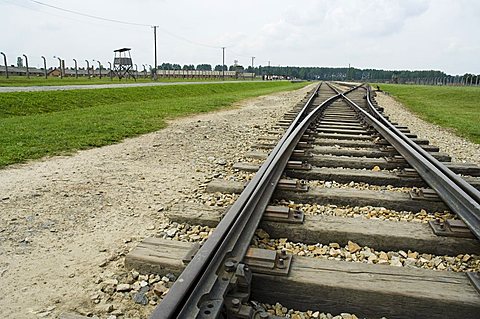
[0,0,479,75]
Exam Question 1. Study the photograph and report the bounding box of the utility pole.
[251,56,255,80]
[222,47,225,80]
[152,25,158,80]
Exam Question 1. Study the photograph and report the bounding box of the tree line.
[158,63,455,80]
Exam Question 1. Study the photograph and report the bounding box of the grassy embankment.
[0,76,250,87]
[376,84,480,144]
[0,81,309,167]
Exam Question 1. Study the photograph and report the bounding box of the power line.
[27,0,222,49]
[2,0,117,29]
[6,0,266,63]
[29,0,150,27]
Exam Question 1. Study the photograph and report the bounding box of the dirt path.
[0,84,315,319]
[0,80,261,93]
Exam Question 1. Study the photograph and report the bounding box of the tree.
[161,63,173,70]
[182,64,195,70]
[196,64,212,71]
[229,65,244,71]
[172,64,181,70]
[214,64,227,71]
[17,57,23,68]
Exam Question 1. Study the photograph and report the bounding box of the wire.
[2,0,133,32]
[159,28,221,49]
[4,0,263,61]
[27,0,222,49]
[29,0,150,27]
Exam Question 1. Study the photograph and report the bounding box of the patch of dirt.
[0,84,315,319]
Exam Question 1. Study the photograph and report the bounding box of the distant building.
[47,67,113,77]
[0,65,45,76]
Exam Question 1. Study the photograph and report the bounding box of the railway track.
[124,82,480,319]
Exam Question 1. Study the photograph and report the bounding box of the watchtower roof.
[114,48,131,53]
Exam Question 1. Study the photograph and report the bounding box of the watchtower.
[113,48,136,80]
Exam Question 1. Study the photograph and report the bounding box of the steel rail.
[329,83,480,239]
[364,86,480,204]
[151,82,321,318]
[151,83,361,318]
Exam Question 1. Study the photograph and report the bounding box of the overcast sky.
[0,0,479,75]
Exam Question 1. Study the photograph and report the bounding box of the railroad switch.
[223,263,253,318]
[224,249,293,319]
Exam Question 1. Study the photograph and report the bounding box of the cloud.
[283,0,429,37]
[0,0,478,73]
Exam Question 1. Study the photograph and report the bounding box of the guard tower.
[113,48,136,80]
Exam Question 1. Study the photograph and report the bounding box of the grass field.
[0,76,248,87]
[0,81,308,167]
[376,84,480,144]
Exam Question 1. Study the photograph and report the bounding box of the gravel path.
[0,80,262,93]
[375,92,480,165]
[0,84,315,318]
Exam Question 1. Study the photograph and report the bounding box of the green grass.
[0,76,248,87]
[0,81,308,167]
[375,84,480,144]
